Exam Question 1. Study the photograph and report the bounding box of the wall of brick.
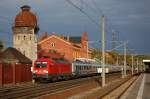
[0,62,3,87]
[39,36,73,61]
[38,34,90,62]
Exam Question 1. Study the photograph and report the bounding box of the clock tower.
[12,5,39,60]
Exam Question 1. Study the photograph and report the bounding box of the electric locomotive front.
[32,58,54,80]
[32,58,72,81]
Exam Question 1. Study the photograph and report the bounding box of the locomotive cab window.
[36,62,47,68]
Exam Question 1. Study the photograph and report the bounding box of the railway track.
[98,73,139,99]
[0,72,122,99]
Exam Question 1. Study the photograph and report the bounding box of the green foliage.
[91,49,150,66]
[108,51,119,58]
[91,49,118,64]
[91,49,102,62]
[49,50,56,53]
[115,54,150,67]
[0,40,4,51]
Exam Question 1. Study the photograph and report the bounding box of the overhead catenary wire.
[79,0,119,46]
[66,0,99,26]
[65,0,131,53]
[91,0,104,15]
[81,0,101,16]
[90,0,120,44]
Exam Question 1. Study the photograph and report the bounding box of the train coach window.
[79,66,81,70]
[36,62,47,68]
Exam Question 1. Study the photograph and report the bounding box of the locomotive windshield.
[36,62,47,68]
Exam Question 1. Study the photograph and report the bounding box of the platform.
[121,73,150,99]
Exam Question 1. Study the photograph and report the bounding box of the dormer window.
[30,36,32,40]
[51,43,55,47]
[24,35,26,40]
[18,35,20,40]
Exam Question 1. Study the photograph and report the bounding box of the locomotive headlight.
[43,70,48,73]
[31,67,33,72]
[33,70,37,73]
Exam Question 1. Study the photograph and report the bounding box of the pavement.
[121,73,150,99]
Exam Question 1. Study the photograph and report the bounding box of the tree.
[91,49,102,63]
[91,49,117,64]
[0,40,4,51]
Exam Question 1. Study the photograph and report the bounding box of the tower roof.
[14,5,38,27]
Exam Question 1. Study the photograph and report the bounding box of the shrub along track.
[0,72,122,99]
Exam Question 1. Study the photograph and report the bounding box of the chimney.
[81,32,88,48]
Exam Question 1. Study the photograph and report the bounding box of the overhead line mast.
[102,15,106,87]
[66,0,106,87]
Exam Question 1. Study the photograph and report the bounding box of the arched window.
[18,36,20,40]
[51,43,55,47]
[30,36,32,40]
[24,36,26,40]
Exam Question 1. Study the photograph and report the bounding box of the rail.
[0,72,121,99]
[98,74,139,99]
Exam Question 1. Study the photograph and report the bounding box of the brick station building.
[38,32,92,62]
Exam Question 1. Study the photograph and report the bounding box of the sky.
[0,0,150,55]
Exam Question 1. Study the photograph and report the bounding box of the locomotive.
[31,57,125,81]
[32,58,72,81]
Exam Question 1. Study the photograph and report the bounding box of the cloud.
[0,0,150,54]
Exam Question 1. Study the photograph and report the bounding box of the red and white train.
[31,58,128,81]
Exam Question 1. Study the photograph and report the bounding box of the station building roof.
[0,47,32,64]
